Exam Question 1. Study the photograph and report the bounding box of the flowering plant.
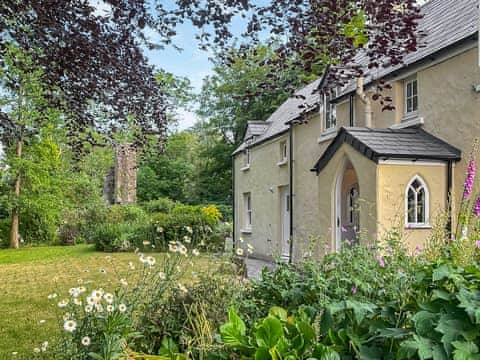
[41,244,196,359]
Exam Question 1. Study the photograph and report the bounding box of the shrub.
[89,222,136,252]
[140,198,176,214]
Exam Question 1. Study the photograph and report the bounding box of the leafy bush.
[140,198,177,214]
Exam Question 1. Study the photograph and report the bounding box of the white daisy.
[118,303,127,313]
[86,296,96,306]
[63,320,77,332]
[106,305,114,312]
[139,255,147,264]
[236,248,244,256]
[179,245,188,255]
[158,272,166,280]
[183,235,191,243]
[41,341,48,352]
[146,256,156,266]
[119,278,128,286]
[78,286,86,293]
[91,290,103,301]
[81,336,91,347]
[128,261,135,270]
[103,293,114,304]
[192,249,200,256]
[47,293,58,300]
[178,283,188,293]
[84,305,93,313]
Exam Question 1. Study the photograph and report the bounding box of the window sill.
[317,129,337,144]
[405,224,432,230]
[240,165,251,172]
[240,228,252,234]
[277,159,288,167]
[391,116,424,129]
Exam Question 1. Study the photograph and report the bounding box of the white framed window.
[244,192,252,229]
[404,76,418,115]
[324,89,337,132]
[405,175,429,227]
[280,141,288,163]
[244,148,250,167]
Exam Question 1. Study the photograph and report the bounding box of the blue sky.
[143,8,252,130]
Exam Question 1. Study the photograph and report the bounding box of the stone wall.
[113,144,137,204]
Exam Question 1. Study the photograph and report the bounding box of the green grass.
[0,245,219,359]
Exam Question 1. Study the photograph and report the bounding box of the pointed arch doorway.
[334,157,360,251]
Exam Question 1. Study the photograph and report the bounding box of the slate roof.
[232,78,322,155]
[338,0,479,98]
[312,127,462,173]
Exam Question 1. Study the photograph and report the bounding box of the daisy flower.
[41,341,48,352]
[91,290,103,301]
[183,236,191,243]
[84,305,93,313]
[103,293,114,304]
[106,305,114,312]
[81,336,91,347]
[63,320,77,333]
[236,248,244,256]
[192,249,200,256]
[118,303,127,313]
[47,293,58,300]
[128,261,135,270]
[158,272,166,280]
[146,256,156,266]
[178,283,188,293]
[120,278,128,286]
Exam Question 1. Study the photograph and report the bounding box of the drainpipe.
[232,154,236,253]
[288,124,294,263]
[446,160,453,240]
[356,77,373,128]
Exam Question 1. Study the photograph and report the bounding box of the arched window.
[347,186,359,224]
[406,176,429,226]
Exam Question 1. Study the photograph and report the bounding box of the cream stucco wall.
[234,134,290,260]
[377,162,448,250]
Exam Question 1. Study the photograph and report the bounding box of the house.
[232,0,480,262]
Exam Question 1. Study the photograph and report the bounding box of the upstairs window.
[280,141,288,163]
[324,89,337,132]
[244,148,250,167]
[244,192,252,229]
[404,76,418,115]
[406,176,429,227]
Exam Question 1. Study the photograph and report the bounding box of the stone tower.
[112,144,137,204]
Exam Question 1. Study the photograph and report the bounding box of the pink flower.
[376,255,385,268]
[351,286,357,295]
[463,159,476,199]
[475,240,480,248]
[474,196,480,217]
[386,247,393,255]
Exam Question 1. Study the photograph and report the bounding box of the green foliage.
[220,306,336,360]
[141,198,177,214]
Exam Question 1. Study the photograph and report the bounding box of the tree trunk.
[10,137,23,249]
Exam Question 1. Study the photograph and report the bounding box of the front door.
[280,186,290,260]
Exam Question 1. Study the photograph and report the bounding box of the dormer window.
[404,76,418,115]
[324,89,337,132]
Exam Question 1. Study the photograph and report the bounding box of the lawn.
[0,245,222,359]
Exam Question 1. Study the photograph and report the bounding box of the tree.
[137,132,199,203]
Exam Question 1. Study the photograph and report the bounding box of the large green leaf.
[433,264,453,282]
[457,288,480,324]
[452,341,480,360]
[220,307,249,349]
[412,311,439,337]
[255,316,284,349]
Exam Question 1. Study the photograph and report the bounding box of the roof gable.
[312,127,462,173]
